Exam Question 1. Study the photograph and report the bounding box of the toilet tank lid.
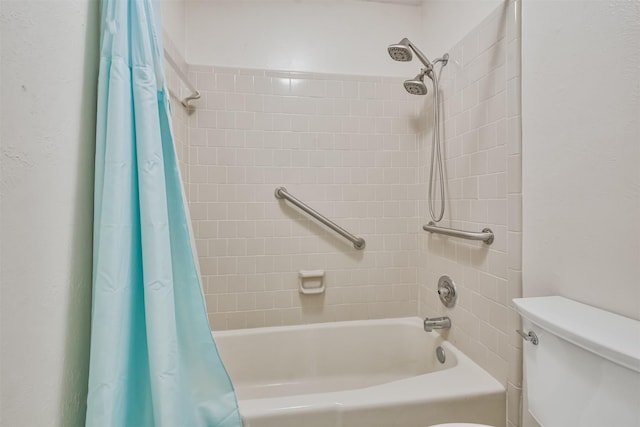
[513,296,640,373]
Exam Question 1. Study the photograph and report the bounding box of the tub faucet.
[423,316,451,332]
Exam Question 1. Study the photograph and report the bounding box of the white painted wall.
[420,0,504,58]
[185,0,423,76]
[161,0,186,54]
[0,2,99,426]
[522,1,640,320]
[183,0,503,77]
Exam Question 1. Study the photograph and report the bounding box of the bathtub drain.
[436,346,446,364]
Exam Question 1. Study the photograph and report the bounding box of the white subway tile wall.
[186,65,424,331]
[417,2,522,426]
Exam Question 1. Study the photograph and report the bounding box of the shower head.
[404,72,428,95]
[387,37,433,68]
[388,39,413,62]
[389,38,449,96]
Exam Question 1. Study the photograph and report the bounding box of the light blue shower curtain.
[86,1,242,426]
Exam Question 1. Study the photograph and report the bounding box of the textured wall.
[521,0,640,319]
[0,2,99,426]
[417,2,522,426]
[185,65,423,330]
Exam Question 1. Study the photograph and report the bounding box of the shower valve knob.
[437,275,457,308]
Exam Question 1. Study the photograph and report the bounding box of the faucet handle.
[517,329,539,345]
[437,276,457,307]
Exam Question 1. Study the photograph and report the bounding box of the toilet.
[431,296,640,427]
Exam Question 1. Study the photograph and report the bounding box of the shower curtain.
[86,1,242,426]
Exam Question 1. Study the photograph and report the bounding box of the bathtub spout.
[423,316,451,332]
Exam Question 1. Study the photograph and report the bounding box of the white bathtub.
[214,317,505,427]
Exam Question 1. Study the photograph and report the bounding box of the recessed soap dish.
[299,270,325,295]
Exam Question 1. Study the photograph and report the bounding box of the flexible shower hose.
[428,67,445,223]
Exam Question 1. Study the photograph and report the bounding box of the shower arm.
[406,40,433,70]
[405,38,449,79]
[405,40,448,68]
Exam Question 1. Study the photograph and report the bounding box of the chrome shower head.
[404,72,428,95]
[388,39,412,62]
[388,37,433,68]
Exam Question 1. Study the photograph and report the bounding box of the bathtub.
[214,317,505,427]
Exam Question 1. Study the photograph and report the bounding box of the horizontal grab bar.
[422,221,494,244]
[275,187,366,250]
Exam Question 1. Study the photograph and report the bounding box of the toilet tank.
[513,296,640,427]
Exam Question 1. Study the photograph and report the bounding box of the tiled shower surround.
[417,3,523,427]
[166,2,522,426]
[186,68,423,329]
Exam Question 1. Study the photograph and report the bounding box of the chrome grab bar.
[275,187,366,250]
[422,221,494,244]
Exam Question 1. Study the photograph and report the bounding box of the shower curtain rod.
[163,49,201,108]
